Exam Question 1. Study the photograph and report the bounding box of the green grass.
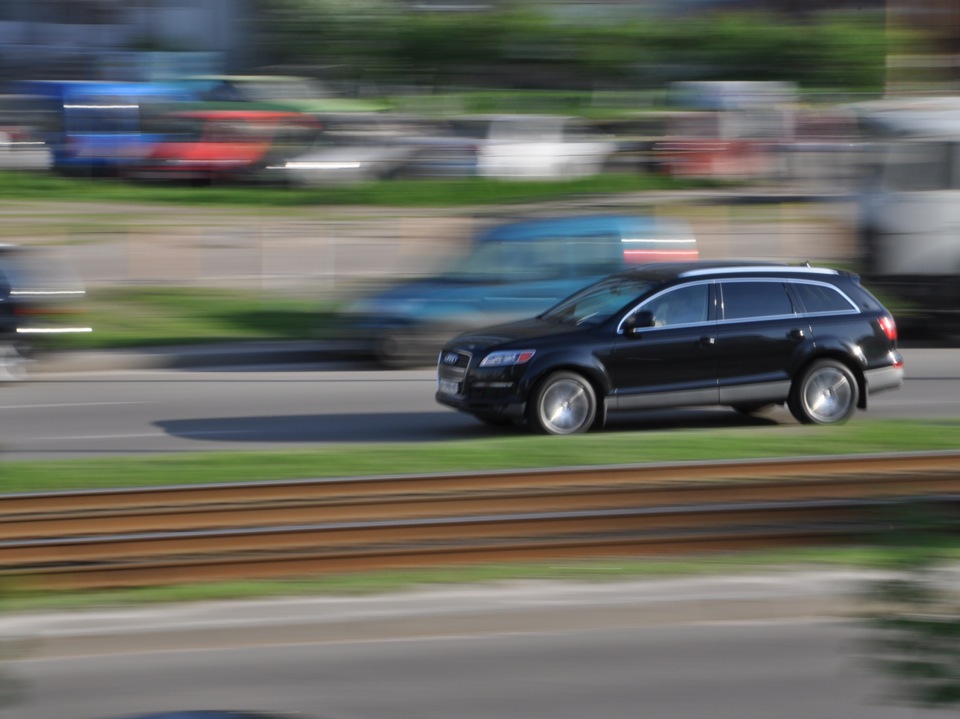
[47,286,334,350]
[0,546,913,613]
[0,170,719,208]
[2,420,958,494]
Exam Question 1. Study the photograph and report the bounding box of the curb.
[0,571,879,659]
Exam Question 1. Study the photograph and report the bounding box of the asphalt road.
[7,602,957,719]
[0,348,957,460]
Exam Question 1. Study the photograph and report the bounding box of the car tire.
[788,359,859,425]
[528,371,597,435]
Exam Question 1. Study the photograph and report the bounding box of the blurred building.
[0,0,254,81]
[886,0,960,92]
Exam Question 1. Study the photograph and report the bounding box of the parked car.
[6,79,194,175]
[436,261,904,433]
[652,81,796,180]
[124,109,320,184]
[268,112,430,185]
[405,114,618,179]
[336,214,697,367]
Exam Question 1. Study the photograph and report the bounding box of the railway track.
[3,452,960,590]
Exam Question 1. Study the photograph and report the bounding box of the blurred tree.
[252,1,900,94]
[863,506,960,709]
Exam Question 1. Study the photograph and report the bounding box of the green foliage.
[255,2,897,93]
[0,171,713,208]
[864,506,960,708]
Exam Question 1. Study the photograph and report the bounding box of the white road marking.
[0,401,151,410]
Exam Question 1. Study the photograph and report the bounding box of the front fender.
[518,349,613,401]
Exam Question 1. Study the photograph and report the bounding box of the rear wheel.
[788,359,858,424]
[527,371,597,435]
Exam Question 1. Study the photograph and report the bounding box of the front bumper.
[435,346,528,419]
[435,387,527,419]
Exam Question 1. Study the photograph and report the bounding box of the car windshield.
[539,276,655,326]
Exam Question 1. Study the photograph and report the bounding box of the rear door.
[715,278,811,405]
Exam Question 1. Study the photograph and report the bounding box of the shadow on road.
[154,408,782,444]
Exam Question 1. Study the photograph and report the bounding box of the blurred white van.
[855,98,960,335]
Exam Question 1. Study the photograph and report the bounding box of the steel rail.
[3,453,960,540]
[2,453,959,590]
[23,526,858,590]
[1,499,875,563]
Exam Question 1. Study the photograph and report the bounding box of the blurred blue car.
[337,214,697,367]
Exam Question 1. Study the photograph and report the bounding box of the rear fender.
[791,336,869,410]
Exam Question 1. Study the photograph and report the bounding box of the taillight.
[878,315,898,342]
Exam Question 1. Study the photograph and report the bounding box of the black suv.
[436,262,904,434]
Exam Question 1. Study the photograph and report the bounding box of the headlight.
[479,349,536,368]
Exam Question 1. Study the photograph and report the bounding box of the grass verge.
[0,546,911,613]
[47,286,334,351]
[0,170,720,208]
[2,419,958,493]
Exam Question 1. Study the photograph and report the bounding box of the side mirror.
[623,310,655,335]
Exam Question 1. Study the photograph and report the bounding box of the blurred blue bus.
[7,79,195,174]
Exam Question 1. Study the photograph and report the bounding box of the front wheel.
[788,359,859,425]
[527,371,597,435]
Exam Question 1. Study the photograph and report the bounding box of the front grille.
[437,349,471,382]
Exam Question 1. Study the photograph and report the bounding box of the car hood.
[447,316,586,352]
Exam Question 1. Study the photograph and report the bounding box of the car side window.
[721,280,796,320]
[792,281,857,314]
[564,233,626,277]
[642,283,710,327]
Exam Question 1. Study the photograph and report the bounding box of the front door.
[609,281,719,410]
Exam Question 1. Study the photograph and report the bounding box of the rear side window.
[792,282,857,314]
[721,280,796,320]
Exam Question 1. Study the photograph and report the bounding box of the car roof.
[476,215,690,243]
[613,260,846,282]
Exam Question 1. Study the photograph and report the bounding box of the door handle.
[699,336,716,347]
[789,328,805,340]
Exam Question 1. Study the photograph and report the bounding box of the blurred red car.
[125,109,320,183]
